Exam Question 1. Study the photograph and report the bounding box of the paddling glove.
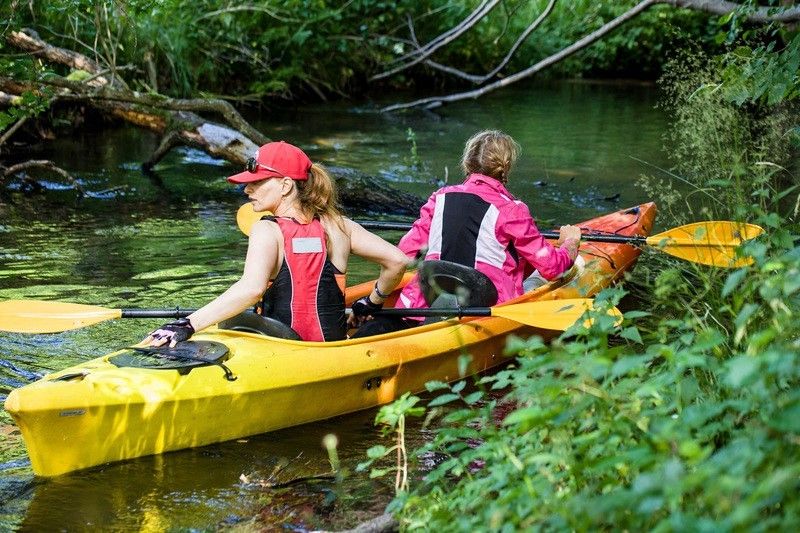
[352,296,383,317]
[152,318,195,343]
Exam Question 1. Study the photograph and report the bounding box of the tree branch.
[382,0,661,112]
[371,0,502,81]
[419,0,559,84]
[8,29,124,89]
[669,0,800,22]
[381,0,800,112]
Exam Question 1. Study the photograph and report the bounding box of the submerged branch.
[1,160,85,195]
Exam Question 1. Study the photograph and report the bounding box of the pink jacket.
[396,173,575,309]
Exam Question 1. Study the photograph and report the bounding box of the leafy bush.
[387,229,799,529]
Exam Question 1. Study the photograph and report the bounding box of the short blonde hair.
[461,130,520,183]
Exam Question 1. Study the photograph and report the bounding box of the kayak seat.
[418,260,498,324]
[218,312,302,340]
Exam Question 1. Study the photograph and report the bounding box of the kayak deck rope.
[129,346,237,381]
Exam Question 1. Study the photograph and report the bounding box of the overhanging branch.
[381,0,800,112]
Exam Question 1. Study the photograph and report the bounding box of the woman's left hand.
[348,296,383,327]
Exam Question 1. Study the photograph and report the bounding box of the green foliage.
[406,128,421,170]
[1,0,735,100]
[0,90,53,132]
[357,392,424,493]
[719,33,800,106]
[385,236,800,529]
[640,44,796,222]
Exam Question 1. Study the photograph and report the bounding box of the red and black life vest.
[260,216,346,341]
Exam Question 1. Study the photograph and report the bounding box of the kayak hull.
[5,203,656,476]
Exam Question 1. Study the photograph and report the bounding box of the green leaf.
[768,401,800,433]
[369,467,392,479]
[503,406,549,426]
[722,268,748,297]
[620,326,643,344]
[425,381,449,392]
[428,394,461,407]
[463,391,483,405]
[367,445,388,459]
[725,355,760,388]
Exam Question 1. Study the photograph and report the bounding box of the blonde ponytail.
[461,130,520,183]
[296,163,344,227]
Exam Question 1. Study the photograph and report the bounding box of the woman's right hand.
[143,318,195,348]
[558,224,581,244]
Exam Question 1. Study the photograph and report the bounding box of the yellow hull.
[4,203,656,476]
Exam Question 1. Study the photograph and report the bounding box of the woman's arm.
[186,220,278,331]
[346,218,409,303]
[144,220,279,346]
[504,202,577,281]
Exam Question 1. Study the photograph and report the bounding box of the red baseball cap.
[227,141,312,183]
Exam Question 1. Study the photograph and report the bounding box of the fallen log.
[2,29,423,215]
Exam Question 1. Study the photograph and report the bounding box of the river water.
[0,81,668,531]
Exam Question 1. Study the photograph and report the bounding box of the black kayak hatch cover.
[110,341,235,380]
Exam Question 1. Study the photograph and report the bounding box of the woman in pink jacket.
[352,130,581,337]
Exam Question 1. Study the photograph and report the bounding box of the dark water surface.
[0,81,668,530]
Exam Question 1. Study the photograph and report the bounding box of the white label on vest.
[292,237,323,253]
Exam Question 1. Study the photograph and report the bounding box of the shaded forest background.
[1,1,724,106]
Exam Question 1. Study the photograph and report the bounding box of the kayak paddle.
[370,298,619,330]
[0,298,610,334]
[236,203,764,268]
[352,220,764,268]
[0,300,196,333]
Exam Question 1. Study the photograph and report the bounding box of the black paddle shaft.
[356,220,648,245]
[372,307,491,319]
[120,308,197,319]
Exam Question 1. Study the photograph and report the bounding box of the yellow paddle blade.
[236,202,274,237]
[492,298,621,330]
[645,221,763,268]
[0,300,122,333]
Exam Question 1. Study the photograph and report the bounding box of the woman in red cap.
[144,141,408,344]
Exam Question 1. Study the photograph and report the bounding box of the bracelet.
[374,282,391,299]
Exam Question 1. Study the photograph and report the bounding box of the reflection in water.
[15,410,402,531]
[0,80,667,530]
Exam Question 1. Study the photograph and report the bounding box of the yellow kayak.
[4,203,656,477]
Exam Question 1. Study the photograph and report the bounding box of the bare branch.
[8,29,124,89]
[390,0,493,64]
[481,0,558,82]
[195,5,298,23]
[669,0,800,22]
[0,116,29,147]
[382,0,800,112]
[371,0,503,81]
[419,0,559,84]
[382,0,661,112]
